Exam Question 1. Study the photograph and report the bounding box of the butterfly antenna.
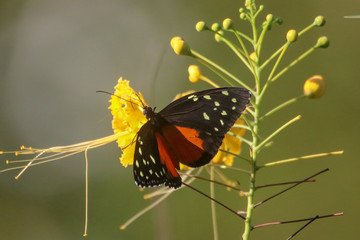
[131,92,147,108]
[96,90,142,109]
[121,133,138,151]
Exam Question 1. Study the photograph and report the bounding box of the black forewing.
[133,121,182,188]
[158,87,251,166]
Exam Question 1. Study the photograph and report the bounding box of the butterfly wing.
[133,121,182,189]
[158,87,251,167]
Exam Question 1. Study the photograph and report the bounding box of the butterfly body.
[133,87,251,189]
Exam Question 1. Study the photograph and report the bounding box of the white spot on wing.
[222,90,229,96]
[203,95,211,100]
[203,112,210,120]
[150,155,156,164]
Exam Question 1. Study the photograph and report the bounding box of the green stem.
[256,18,271,56]
[233,29,253,43]
[298,23,316,36]
[271,47,316,82]
[255,115,302,152]
[259,151,344,168]
[217,35,252,70]
[227,131,253,146]
[191,50,255,93]
[260,95,305,120]
[242,110,258,240]
[233,124,251,130]
[242,10,262,238]
[260,42,288,70]
[259,43,290,99]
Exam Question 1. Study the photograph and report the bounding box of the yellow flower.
[0,78,149,176]
[109,78,148,167]
[212,118,246,166]
[0,77,147,236]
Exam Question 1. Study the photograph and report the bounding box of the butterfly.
[133,87,251,189]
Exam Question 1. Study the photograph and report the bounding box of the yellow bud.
[188,65,202,83]
[240,12,246,19]
[303,75,326,99]
[211,23,221,32]
[223,18,233,30]
[170,36,192,56]
[286,29,298,42]
[266,14,274,22]
[314,16,326,27]
[249,52,257,62]
[214,30,224,42]
[196,21,208,32]
[315,36,330,49]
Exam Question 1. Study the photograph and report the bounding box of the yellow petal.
[109,78,148,166]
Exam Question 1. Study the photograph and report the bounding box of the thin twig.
[183,182,245,220]
[256,179,315,189]
[179,172,243,192]
[286,215,319,240]
[252,212,344,229]
[254,168,329,208]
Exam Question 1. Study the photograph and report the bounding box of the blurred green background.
[0,0,359,239]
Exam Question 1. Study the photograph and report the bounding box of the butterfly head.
[142,106,158,124]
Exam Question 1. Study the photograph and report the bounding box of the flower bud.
[214,30,224,42]
[275,17,283,25]
[249,52,257,62]
[196,21,208,32]
[266,14,274,22]
[286,29,298,42]
[314,16,326,27]
[315,36,329,49]
[170,36,192,56]
[240,12,246,20]
[303,75,326,99]
[223,18,233,30]
[188,65,201,83]
[211,23,221,32]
